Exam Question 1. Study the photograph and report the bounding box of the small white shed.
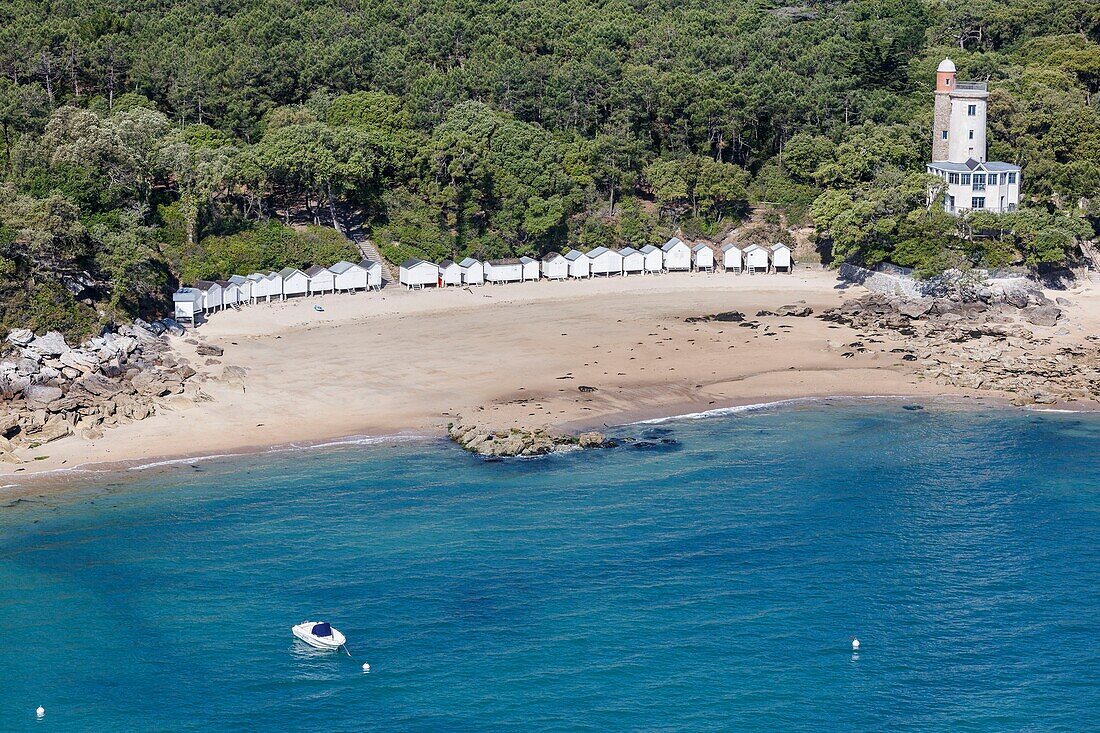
[330,261,368,292]
[172,288,202,322]
[771,243,793,273]
[193,280,223,313]
[541,252,569,280]
[588,246,623,276]
[248,272,281,301]
[484,258,524,284]
[619,247,644,274]
[439,260,463,286]
[692,244,715,272]
[228,275,251,303]
[519,256,540,281]
[743,244,770,273]
[640,245,663,274]
[399,258,438,289]
[722,243,744,273]
[279,267,310,299]
[564,249,591,278]
[459,257,484,286]
[359,259,383,290]
[661,237,692,271]
[218,280,241,307]
[305,265,335,295]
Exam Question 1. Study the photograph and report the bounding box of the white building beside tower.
[926,58,1021,215]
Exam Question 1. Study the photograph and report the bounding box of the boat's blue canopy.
[311,622,332,637]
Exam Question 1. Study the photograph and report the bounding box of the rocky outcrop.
[820,291,1099,407]
[448,422,610,457]
[0,318,209,463]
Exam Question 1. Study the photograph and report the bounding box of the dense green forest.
[1,0,1099,336]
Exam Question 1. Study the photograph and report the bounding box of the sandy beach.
[3,268,1098,488]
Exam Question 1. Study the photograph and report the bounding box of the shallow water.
[1,402,1097,731]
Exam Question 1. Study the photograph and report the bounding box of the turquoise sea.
[0,401,1097,731]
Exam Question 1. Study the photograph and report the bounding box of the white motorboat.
[292,621,346,650]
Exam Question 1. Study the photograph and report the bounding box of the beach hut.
[193,280,223,313]
[541,252,569,280]
[520,256,540,282]
[743,244,770,273]
[359,259,383,290]
[459,257,484,286]
[249,272,282,302]
[279,267,310,299]
[218,279,242,308]
[640,244,663,274]
[330,261,368,292]
[722,243,744,273]
[771,243,793,273]
[305,265,335,295]
[661,237,691,271]
[399,258,438,289]
[587,246,623,277]
[564,249,591,279]
[484,258,524,284]
[619,247,644,275]
[172,288,202,323]
[439,259,463,287]
[692,243,715,273]
[228,274,252,303]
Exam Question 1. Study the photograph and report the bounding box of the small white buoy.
[852,638,860,650]
[362,662,371,673]
[36,706,45,718]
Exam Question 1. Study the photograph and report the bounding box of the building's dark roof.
[304,265,330,277]
[439,259,456,268]
[488,258,522,265]
[193,280,220,291]
[541,251,563,262]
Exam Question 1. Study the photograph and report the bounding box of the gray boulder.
[6,328,33,346]
[25,384,64,409]
[1022,305,1061,327]
[30,331,70,357]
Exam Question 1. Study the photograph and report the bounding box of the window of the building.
[948,173,959,184]
[972,197,985,209]
[968,129,975,139]
[968,104,977,116]
[1008,172,1017,184]
[961,174,970,185]
[941,130,948,140]
[973,174,985,185]
[1008,203,1016,211]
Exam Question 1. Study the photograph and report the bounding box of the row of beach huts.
[400,238,792,289]
[171,238,793,323]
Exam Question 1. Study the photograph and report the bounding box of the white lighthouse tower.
[927,58,1021,215]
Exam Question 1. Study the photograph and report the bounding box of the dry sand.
[5,268,1094,489]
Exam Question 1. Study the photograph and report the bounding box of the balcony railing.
[972,183,986,191]
[956,81,987,91]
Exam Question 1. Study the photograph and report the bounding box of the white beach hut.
[541,252,569,280]
[330,261,368,292]
[661,237,692,271]
[305,265,335,295]
[640,244,663,274]
[218,279,242,308]
[771,243,793,273]
[722,243,744,273]
[743,244,770,274]
[172,288,203,323]
[692,243,715,273]
[359,258,383,290]
[520,256,540,282]
[399,258,438,289]
[564,249,591,279]
[279,267,310,299]
[228,274,252,304]
[587,246,623,277]
[484,258,524,284]
[619,247,644,275]
[439,259,463,287]
[193,280,223,313]
[459,257,484,286]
